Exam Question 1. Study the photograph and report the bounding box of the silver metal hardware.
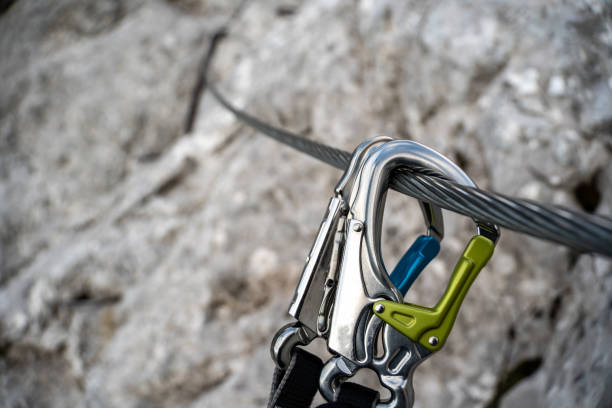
[270,323,317,369]
[287,137,390,334]
[317,217,345,336]
[428,336,439,346]
[320,320,432,408]
[274,137,395,367]
[327,140,499,361]
[277,136,446,352]
[271,137,496,406]
[321,140,500,407]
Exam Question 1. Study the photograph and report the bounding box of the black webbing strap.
[335,382,380,408]
[267,348,381,408]
[316,382,380,408]
[268,348,323,408]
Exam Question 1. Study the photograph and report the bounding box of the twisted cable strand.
[208,83,612,257]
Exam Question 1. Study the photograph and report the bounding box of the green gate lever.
[373,235,495,352]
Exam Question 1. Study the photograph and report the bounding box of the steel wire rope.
[197,14,612,257]
[208,81,612,256]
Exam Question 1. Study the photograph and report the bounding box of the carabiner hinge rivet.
[352,223,363,232]
[428,336,439,346]
[374,303,385,314]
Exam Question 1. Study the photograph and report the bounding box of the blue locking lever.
[389,235,440,296]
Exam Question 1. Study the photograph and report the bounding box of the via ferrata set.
[269,138,500,408]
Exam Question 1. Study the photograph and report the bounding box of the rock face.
[1,0,611,407]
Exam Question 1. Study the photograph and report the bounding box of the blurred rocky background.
[1,0,611,407]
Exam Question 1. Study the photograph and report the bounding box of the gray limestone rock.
[1,0,611,407]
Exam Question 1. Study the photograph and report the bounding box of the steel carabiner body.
[320,140,499,407]
[271,137,499,408]
[271,137,445,369]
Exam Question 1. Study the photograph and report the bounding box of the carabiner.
[271,137,389,369]
[271,137,445,368]
[368,144,500,352]
[320,140,500,408]
[326,140,497,360]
